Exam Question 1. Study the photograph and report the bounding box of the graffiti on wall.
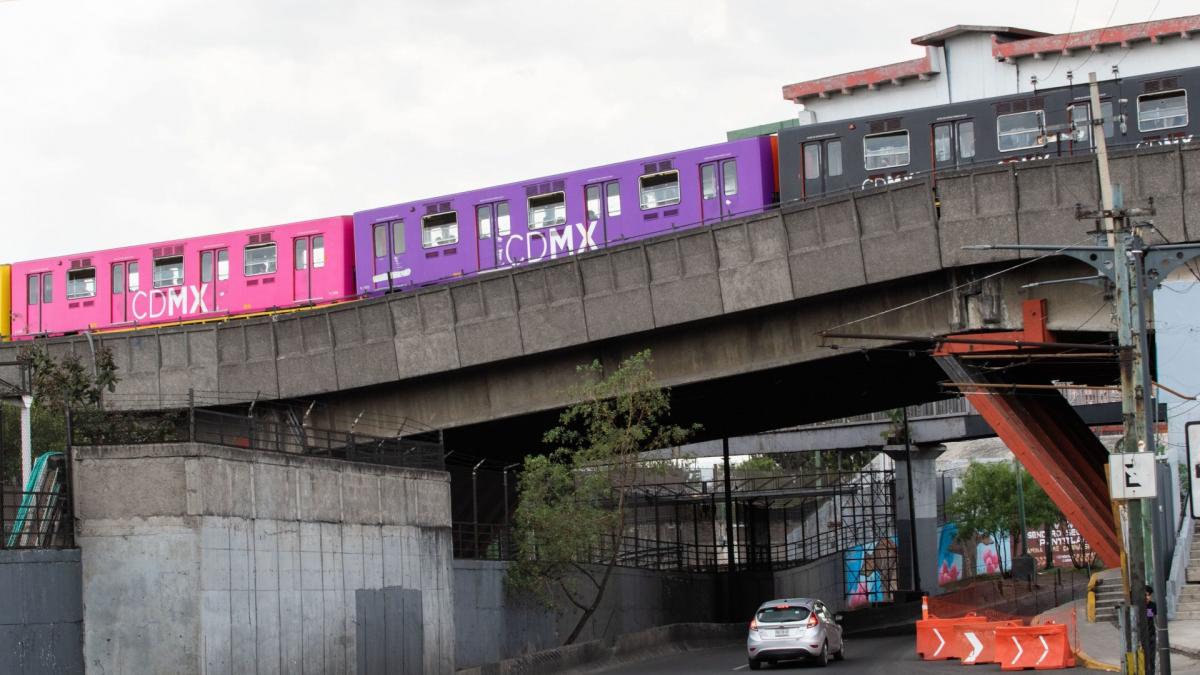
[844,537,898,608]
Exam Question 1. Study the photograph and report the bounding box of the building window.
[863,130,910,169]
[958,121,975,159]
[702,164,717,199]
[373,223,387,257]
[128,262,140,291]
[244,243,277,277]
[66,268,96,300]
[153,256,184,288]
[639,171,680,209]
[1138,90,1188,132]
[827,140,843,176]
[112,263,125,294]
[528,192,566,230]
[293,240,307,271]
[722,160,738,196]
[996,110,1045,152]
[216,251,228,281]
[422,212,459,248]
[477,205,493,239]
[27,275,38,305]
[313,235,325,268]
[803,144,820,179]
[606,183,621,216]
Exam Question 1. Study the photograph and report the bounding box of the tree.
[733,455,781,476]
[944,460,1065,575]
[506,350,696,645]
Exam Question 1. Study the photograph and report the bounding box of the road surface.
[594,634,1115,674]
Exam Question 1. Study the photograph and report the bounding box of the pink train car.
[8,216,355,338]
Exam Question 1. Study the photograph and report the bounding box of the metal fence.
[68,407,445,472]
[1,485,73,549]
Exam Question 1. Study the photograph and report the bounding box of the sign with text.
[1188,423,1200,517]
[1108,452,1157,500]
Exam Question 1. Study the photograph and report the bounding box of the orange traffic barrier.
[951,620,1022,665]
[994,623,1076,670]
[917,613,990,660]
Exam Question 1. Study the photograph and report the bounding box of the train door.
[585,181,618,245]
[474,201,509,270]
[111,262,127,324]
[24,272,48,334]
[292,236,315,302]
[371,221,403,290]
[799,139,842,199]
[1066,101,1112,153]
[199,248,228,312]
[931,120,975,173]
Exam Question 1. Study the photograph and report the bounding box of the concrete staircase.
[1178,526,1200,620]
[1092,568,1124,623]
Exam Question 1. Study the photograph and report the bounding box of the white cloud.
[0,0,1194,260]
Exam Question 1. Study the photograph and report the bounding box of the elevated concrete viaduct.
[3,145,1197,567]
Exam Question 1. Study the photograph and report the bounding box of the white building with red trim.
[780,15,1200,125]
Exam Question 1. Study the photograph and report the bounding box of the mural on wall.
[936,522,1013,586]
[844,537,897,608]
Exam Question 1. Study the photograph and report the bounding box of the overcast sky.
[0,0,1194,261]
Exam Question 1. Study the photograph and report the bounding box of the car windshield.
[757,606,810,624]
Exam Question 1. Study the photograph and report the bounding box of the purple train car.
[353,136,776,293]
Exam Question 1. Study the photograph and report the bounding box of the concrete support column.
[886,443,944,597]
[20,394,32,490]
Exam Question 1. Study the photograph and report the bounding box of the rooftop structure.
[777,14,1200,126]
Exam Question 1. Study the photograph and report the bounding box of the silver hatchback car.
[746,598,845,669]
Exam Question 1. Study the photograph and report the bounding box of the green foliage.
[507,350,696,644]
[733,455,781,475]
[945,460,1063,544]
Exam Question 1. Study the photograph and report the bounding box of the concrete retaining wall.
[773,554,846,612]
[452,560,718,670]
[0,548,83,674]
[74,443,454,675]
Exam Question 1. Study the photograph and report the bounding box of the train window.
[996,110,1045,152]
[723,160,738,196]
[112,263,124,294]
[827,141,843,177]
[27,275,38,305]
[1138,90,1188,132]
[863,131,910,169]
[803,144,820,179]
[422,212,459,248]
[293,240,307,271]
[477,205,493,239]
[389,221,404,255]
[1101,102,1114,138]
[958,121,975,159]
[153,256,184,288]
[216,251,229,281]
[128,262,140,291]
[934,125,953,163]
[373,223,387,257]
[639,171,680,209]
[606,183,621,216]
[528,192,566,230]
[244,244,277,276]
[67,269,95,300]
[496,203,511,236]
[203,250,216,281]
[313,235,325,268]
[702,164,717,199]
[42,274,53,303]
[587,185,602,221]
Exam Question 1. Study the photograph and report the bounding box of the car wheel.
[815,641,829,667]
[748,657,762,670]
[834,639,845,661]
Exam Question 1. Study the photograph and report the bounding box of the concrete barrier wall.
[2,145,1194,419]
[0,548,83,675]
[773,553,846,613]
[452,560,717,670]
[74,443,454,675]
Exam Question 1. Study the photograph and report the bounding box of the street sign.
[1188,423,1200,517]
[1108,452,1157,500]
